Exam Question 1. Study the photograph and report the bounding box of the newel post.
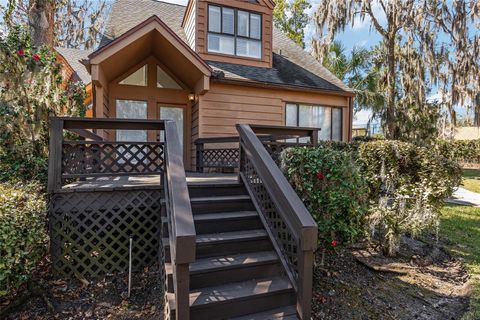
[48,118,64,193]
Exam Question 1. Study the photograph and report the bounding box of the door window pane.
[116,100,148,142]
[208,6,221,32]
[250,14,261,39]
[332,108,343,141]
[119,65,147,86]
[222,7,235,34]
[157,65,182,89]
[208,34,235,55]
[238,11,249,37]
[160,106,184,154]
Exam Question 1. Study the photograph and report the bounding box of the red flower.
[17,49,25,56]
[331,240,338,247]
[32,53,41,61]
[316,172,325,181]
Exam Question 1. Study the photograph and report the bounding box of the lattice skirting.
[49,189,162,278]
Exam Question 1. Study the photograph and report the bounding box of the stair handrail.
[164,120,196,320]
[236,124,318,320]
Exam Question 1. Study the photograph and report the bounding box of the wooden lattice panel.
[200,148,239,169]
[49,189,162,278]
[241,152,299,281]
[62,142,164,176]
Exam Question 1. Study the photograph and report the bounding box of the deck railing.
[48,118,195,319]
[48,118,167,192]
[163,121,196,320]
[237,124,318,320]
[195,125,319,172]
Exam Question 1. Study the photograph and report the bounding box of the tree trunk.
[28,0,55,48]
[385,35,397,139]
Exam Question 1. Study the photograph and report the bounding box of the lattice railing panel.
[198,148,239,169]
[263,142,314,166]
[240,151,299,281]
[62,142,164,176]
[49,189,162,278]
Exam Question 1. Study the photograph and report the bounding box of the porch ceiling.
[89,16,211,92]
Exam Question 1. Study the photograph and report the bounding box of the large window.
[208,5,262,59]
[286,103,343,141]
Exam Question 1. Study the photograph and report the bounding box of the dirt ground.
[312,235,472,320]
[1,235,472,320]
[0,262,164,320]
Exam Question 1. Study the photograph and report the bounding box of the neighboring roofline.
[212,76,356,97]
[55,48,92,85]
[88,15,212,75]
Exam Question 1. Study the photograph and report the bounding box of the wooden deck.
[61,173,239,192]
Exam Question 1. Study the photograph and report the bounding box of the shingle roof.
[55,47,92,84]
[98,0,352,93]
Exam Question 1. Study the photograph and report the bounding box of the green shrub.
[435,139,480,166]
[0,147,48,186]
[282,147,368,249]
[358,141,462,255]
[281,140,462,256]
[0,183,47,297]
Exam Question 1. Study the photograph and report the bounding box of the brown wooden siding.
[198,82,351,141]
[191,102,200,167]
[196,0,273,68]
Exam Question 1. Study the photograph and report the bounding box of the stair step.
[188,183,247,197]
[191,195,254,213]
[194,211,262,233]
[230,305,298,320]
[166,251,281,290]
[163,229,272,259]
[167,276,295,320]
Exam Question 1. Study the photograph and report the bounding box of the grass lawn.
[462,169,480,193]
[441,204,480,319]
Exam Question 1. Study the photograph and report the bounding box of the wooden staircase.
[164,180,297,319]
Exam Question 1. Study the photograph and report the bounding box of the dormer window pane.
[208,34,235,55]
[207,5,262,59]
[222,8,235,34]
[208,6,221,33]
[250,14,261,40]
[238,11,249,37]
[236,39,261,59]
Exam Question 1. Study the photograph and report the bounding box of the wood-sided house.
[57,0,354,170]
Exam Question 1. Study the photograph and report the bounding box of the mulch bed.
[312,235,471,320]
[1,260,164,320]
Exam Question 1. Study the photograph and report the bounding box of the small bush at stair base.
[281,147,368,250]
[0,183,47,297]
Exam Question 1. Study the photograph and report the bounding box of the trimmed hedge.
[0,183,47,297]
[435,139,480,167]
[281,140,462,256]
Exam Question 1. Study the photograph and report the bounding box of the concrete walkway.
[448,187,480,207]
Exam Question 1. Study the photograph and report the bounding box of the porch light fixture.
[188,93,198,102]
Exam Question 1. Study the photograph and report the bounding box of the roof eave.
[212,77,356,97]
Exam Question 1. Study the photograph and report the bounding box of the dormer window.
[207,5,262,59]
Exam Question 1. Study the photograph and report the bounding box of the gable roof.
[56,47,92,84]
[99,0,353,94]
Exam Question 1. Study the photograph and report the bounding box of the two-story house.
[58,0,355,169]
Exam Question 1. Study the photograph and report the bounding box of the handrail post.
[195,141,204,173]
[48,117,64,193]
[297,248,314,319]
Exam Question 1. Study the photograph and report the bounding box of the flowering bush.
[0,26,85,182]
[282,147,368,249]
[0,183,47,297]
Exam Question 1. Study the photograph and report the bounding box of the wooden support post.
[47,118,64,193]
